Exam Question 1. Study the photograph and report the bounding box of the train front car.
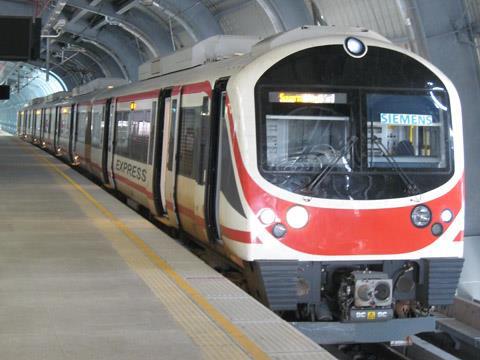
[222,27,464,343]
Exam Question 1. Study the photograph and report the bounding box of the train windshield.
[264,92,351,172]
[255,46,454,200]
[366,92,448,170]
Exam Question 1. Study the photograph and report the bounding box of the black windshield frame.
[254,45,455,200]
[256,84,453,177]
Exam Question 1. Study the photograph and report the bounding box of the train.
[17,26,464,344]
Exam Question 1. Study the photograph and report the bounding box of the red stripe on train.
[454,231,464,242]
[172,81,212,96]
[220,226,261,244]
[224,95,463,255]
[117,90,161,103]
[113,172,153,199]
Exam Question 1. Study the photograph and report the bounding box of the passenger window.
[76,109,88,142]
[178,108,197,177]
[115,108,151,164]
[167,99,178,171]
[115,111,130,158]
[148,101,157,165]
[91,107,103,148]
[177,96,210,181]
[130,109,151,163]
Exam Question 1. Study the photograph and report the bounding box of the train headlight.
[259,208,275,225]
[344,37,367,58]
[286,206,309,229]
[411,205,431,228]
[441,209,453,223]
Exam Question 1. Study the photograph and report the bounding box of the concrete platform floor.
[0,133,334,360]
[0,137,206,359]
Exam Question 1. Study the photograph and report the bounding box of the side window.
[91,106,104,148]
[177,96,210,181]
[114,108,152,163]
[167,99,178,171]
[129,109,151,163]
[178,108,197,177]
[115,111,130,157]
[197,96,210,184]
[60,108,70,140]
[77,109,88,142]
[148,101,157,165]
[43,109,50,133]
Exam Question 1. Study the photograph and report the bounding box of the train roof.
[25,25,393,109]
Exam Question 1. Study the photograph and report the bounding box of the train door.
[46,107,53,150]
[205,79,228,243]
[27,111,31,139]
[107,99,117,188]
[97,100,111,184]
[85,106,92,167]
[153,89,171,217]
[53,106,60,152]
[41,108,48,147]
[174,84,212,241]
[17,111,23,136]
[192,96,210,241]
[161,87,181,227]
[39,108,44,144]
[69,104,78,163]
[32,109,38,142]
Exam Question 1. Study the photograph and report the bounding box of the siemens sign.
[380,113,433,126]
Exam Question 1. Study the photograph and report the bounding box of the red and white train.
[18,26,464,344]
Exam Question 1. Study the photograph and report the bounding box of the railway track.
[324,335,464,360]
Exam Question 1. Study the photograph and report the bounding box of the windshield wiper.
[300,136,358,194]
[372,136,420,195]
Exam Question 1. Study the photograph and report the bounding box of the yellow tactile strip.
[20,142,270,360]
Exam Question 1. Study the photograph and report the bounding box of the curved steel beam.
[255,0,311,33]
[50,49,104,81]
[62,44,112,78]
[152,0,223,39]
[58,33,126,79]
[63,20,143,79]
[78,39,130,80]
[255,0,286,33]
[67,0,171,57]
[149,1,198,43]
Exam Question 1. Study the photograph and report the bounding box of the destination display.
[269,91,347,104]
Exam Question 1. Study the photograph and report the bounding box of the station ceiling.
[0,0,423,91]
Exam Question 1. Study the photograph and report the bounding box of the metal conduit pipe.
[151,1,198,42]
[80,39,130,80]
[395,0,430,59]
[255,0,286,33]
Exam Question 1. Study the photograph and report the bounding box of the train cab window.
[260,91,351,173]
[366,92,449,169]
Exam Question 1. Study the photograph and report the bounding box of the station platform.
[0,131,334,360]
